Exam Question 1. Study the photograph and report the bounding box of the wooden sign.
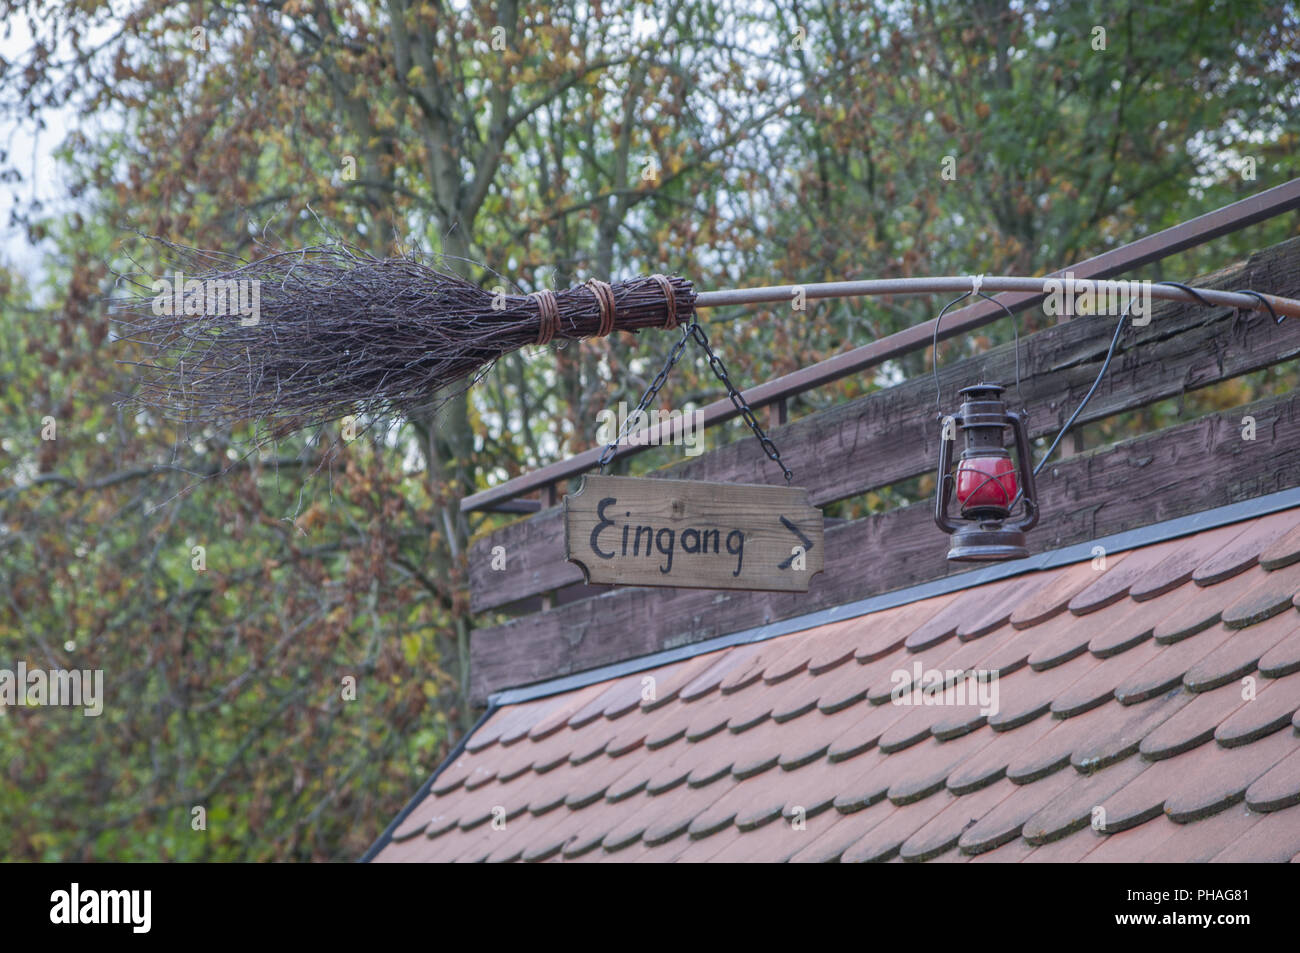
[564,475,824,592]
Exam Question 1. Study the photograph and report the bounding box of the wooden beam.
[469,390,1300,703]
[468,237,1300,613]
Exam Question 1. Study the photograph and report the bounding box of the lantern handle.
[1007,409,1040,533]
[933,412,962,533]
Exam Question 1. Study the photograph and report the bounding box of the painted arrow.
[778,515,814,570]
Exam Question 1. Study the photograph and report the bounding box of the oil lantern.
[934,382,1039,561]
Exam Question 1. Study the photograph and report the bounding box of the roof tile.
[1214,670,1300,746]
[968,836,1039,862]
[947,713,1057,794]
[601,784,700,853]
[1140,681,1252,760]
[967,624,1040,677]
[603,753,655,802]
[1068,545,1175,614]
[1259,631,1300,678]
[901,587,988,651]
[988,651,1100,730]
[1053,641,1161,717]
[1163,728,1297,821]
[778,707,853,769]
[1221,563,1300,629]
[718,641,790,694]
[1245,745,1300,812]
[801,622,864,675]
[815,651,887,714]
[1127,523,1245,601]
[560,799,625,858]
[683,691,734,741]
[568,673,648,729]
[702,811,807,862]
[826,695,912,761]
[1151,566,1262,643]
[642,692,708,748]
[567,727,612,766]
[1182,610,1299,692]
[565,752,638,808]
[646,731,733,794]
[1022,826,1104,862]
[1093,744,1219,831]
[788,797,896,863]
[1144,802,1263,862]
[1006,711,1108,783]
[886,728,997,804]
[1115,625,1223,703]
[643,649,732,711]
[677,645,758,702]
[955,574,1052,641]
[898,777,1017,861]
[956,768,1075,854]
[1080,814,1180,862]
[1025,607,1105,671]
[1193,511,1298,585]
[1086,598,1170,658]
[857,594,960,660]
[759,633,818,684]
[1071,687,1193,772]
[1260,517,1300,570]
[1017,557,1124,626]
[463,703,533,753]
[841,789,958,862]
[643,777,738,847]
[529,683,609,739]
[1020,755,1150,845]
[1207,803,1300,862]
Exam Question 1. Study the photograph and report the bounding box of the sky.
[0,10,101,294]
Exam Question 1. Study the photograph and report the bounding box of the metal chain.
[597,322,696,473]
[691,322,794,483]
[598,321,794,483]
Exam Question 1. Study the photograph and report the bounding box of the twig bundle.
[113,242,696,433]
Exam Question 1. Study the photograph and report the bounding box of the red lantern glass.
[955,454,1018,510]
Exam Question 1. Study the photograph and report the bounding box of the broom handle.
[692,275,1300,319]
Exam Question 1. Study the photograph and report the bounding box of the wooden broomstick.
[115,242,1300,433]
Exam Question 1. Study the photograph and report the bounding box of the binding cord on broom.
[650,273,679,329]
[529,288,559,345]
[587,278,617,338]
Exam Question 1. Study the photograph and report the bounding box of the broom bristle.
[112,242,696,433]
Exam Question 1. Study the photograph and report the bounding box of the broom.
[114,241,1300,433]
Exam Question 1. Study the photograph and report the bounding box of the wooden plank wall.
[466,237,1300,703]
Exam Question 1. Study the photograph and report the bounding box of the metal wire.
[1031,304,1131,478]
[932,289,1023,412]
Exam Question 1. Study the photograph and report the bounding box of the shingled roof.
[370,500,1300,863]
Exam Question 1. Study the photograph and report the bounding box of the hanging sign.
[564,475,824,592]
